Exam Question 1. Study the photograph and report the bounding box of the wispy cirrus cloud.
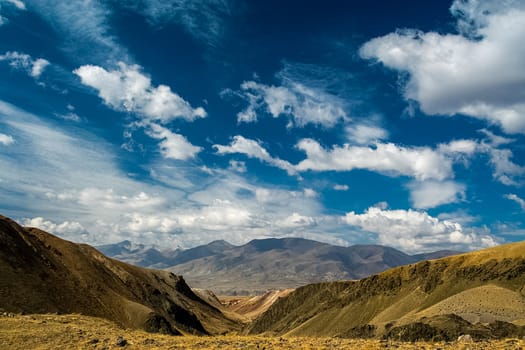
[117,0,235,48]
[228,62,352,128]
[28,0,129,64]
[505,193,525,211]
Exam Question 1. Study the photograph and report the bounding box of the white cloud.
[0,100,340,248]
[0,0,26,26]
[0,132,14,145]
[74,62,206,123]
[438,139,479,156]
[346,123,388,145]
[56,112,82,122]
[295,139,452,181]
[144,123,201,160]
[360,1,525,134]
[479,128,514,147]
[488,148,525,186]
[46,188,166,211]
[408,180,466,209]
[4,0,25,10]
[505,193,525,211]
[234,79,348,127]
[0,51,49,78]
[343,206,498,253]
[214,135,297,175]
[333,184,349,191]
[23,217,88,237]
[228,160,247,173]
[438,134,524,186]
[450,0,525,37]
[276,212,317,229]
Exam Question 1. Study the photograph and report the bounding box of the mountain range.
[2,212,525,341]
[98,238,459,294]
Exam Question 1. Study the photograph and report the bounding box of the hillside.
[248,241,525,340]
[0,215,239,335]
[99,238,459,294]
[7,314,522,350]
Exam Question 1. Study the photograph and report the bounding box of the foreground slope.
[248,241,525,340]
[101,238,458,294]
[0,215,239,335]
[7,314,521,350]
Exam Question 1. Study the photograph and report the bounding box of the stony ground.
[1,313,524,350]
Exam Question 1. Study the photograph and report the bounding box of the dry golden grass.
[1,313,524,350]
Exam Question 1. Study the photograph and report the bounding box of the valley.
[2,213,525,348]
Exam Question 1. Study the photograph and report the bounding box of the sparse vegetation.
[2,313,525,350]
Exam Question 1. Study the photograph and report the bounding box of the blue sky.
[0,0,524,253]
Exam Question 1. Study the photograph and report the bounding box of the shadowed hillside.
[100,238,459,294]
[248,241,525,340]
[0,215,240,335]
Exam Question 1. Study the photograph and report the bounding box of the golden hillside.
[248,241,525,341]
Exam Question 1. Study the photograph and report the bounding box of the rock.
[457,334,473,343]
[116,336,127,347]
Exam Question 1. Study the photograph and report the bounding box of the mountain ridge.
[247,240,525,340]
[0,215,240,335]
[98,237,461,294]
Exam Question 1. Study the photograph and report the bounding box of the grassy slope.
[248,241,525,339]
[2,313,524,350]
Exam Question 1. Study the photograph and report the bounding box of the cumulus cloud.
[505,193,525,211]
[0,132,14,145]
[74,62,206,123]
[214,135,297,175]
[276,212,317,229]
[295,139,452,181]
[23,217,88,236]
[360,0,525,134]
[408,180,466,209]
[343,206,498,253]
[0,51,49,78]
[144,123,201,160]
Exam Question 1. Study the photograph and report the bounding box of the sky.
[0,0,524,254]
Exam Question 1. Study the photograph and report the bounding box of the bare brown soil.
[219,289,295,321]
